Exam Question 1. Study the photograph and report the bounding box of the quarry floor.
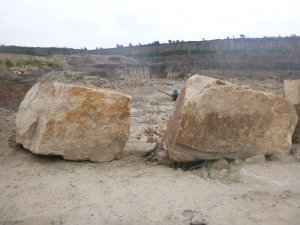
[0,79,300,225]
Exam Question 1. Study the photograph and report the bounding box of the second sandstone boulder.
[164,75,298,162]
[16,82,131,162]
[284,79,300,143]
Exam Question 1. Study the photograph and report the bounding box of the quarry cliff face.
[99,37,300,56]
[1,37,300,81]
[98,38,300,73]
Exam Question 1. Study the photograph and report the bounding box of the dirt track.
[1,79,300,225]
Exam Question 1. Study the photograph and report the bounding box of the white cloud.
[0,0,299,48]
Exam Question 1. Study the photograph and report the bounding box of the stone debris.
[284,79,300,143]
[16,81,131,162]
[165,75,298,162]
[191,159,242,182]
[11,66,40,75]
[39,71,156,90]
[137,124,166,143]
[143,142,174,165]
[113,76,151,88]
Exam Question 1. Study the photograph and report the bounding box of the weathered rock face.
[164,75,298,162]
[16,82,131,162]
[284,79,300,143]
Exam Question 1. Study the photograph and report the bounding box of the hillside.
[1,37,300,81]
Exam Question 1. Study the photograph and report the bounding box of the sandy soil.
[0,79,300,225]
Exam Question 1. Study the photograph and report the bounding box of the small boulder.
[245,154,265,164]
[284,79,300,143]
[156,150,168,161]
[165,75,298,162]
[196,167,209,179]
[16,82,131,162]
[211,159,230,170]
[231,158,244,166]
[190,215,207,225]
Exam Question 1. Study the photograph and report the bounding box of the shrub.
[5,59,14,68]
[14,59,60,68]
[46,62,54,67]
[46,62,60,68]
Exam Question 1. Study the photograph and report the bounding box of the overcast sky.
[1,0,299,49]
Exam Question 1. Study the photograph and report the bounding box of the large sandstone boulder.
[164,75,298,162]
[284,79,300,143]
[16,82,131,162]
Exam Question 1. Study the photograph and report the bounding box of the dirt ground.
[0,78,300,225]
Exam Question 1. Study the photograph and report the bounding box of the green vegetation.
[16,59,44,67]
[4,59,14,68]
[0,45,79,56]
[46,62,57,67]
[15,59,60,68]
[3,58,60,68]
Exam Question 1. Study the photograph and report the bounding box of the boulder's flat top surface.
[1,78,300,225]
